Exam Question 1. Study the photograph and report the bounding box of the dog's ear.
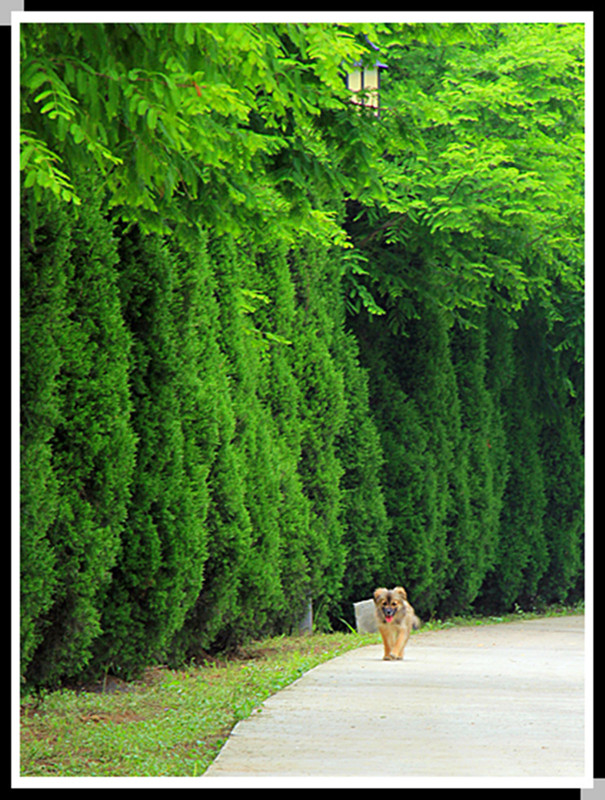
[373,587,388,603]
[393,586,408,599]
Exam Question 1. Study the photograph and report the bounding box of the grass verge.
[19,602,583,778]
[19,631,376,778]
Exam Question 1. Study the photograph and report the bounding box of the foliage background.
[20,20,585,688]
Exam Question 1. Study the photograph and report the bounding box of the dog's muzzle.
[383,607,396,622]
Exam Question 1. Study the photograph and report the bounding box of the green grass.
[19,631,377,778]
[419,599,585,631]
[19,602,583,778]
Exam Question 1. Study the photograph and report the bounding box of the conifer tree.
[527,306,583,605]
[539,408,584,604]
[171,235,254,655]
[349,315,437,615]
[20,195,66,678]
[253,242,313,631]
[483,306,514,546]
[96,229,220,677]
[494,391,547,610]
[474,306,514,613]
[166,236,217,621]
[335,325,389,613]
[291,241,347,623]
[213,235,285,641]
[22,177,135,687]
[396,304,457,613]
[448,315,499,612]
[480,311,549,611]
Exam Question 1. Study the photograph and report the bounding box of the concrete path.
[204,615,585,780]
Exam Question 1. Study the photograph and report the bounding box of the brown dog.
[373,586,420,661]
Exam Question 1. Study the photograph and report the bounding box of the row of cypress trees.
[21,171,583,690]
[20,179,391,687]
[350,301,584,620]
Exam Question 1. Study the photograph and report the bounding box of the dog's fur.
[373,586,420,661]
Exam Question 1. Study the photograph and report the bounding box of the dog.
[373,586,421,661]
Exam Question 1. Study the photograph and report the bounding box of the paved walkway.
[204,615,585,780]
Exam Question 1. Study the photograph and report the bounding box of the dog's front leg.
[378,627,394,660]
[392,627,410,660]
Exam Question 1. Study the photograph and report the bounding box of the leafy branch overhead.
[351,23,584,333]
[21,22,583,334]
[20,21,377,245]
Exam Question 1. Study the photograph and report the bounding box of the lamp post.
[346,39,386,117]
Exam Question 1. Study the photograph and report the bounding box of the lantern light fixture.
[346,37,386,117]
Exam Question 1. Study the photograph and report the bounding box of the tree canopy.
[347,23,584,349]
[21,22,380,245]
[21,21,584,341]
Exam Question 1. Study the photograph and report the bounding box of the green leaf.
[147,106,159,131]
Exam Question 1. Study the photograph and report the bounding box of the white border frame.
[11,9,594,791]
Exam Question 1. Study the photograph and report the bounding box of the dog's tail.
[412,615,421,630]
